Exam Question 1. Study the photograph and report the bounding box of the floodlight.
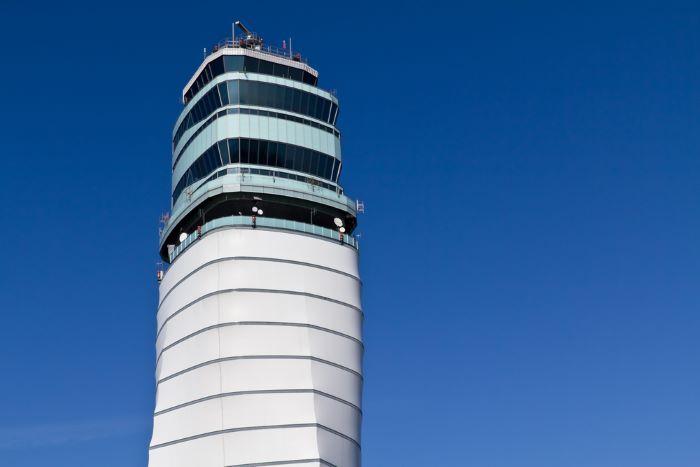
[179,232,188,243]
[252,206,258,213]
[339,227,346,233]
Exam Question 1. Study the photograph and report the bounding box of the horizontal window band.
[173,137,340,204]
[174,106,339,169]
[226,458,337,467]
[153,388,361,416]
[175,78,338,148]
[149,422,360,451]
[157,288,363,340]
[157,355,363,386]
[156,320,363,365]
[184,55,319,105]
[159,255,360,309]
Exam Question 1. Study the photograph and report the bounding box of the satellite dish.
[252,206,258,213]
[334,217,343,227]
[178,232,188,243]
[257,209,264,215]
[339,226,346,233]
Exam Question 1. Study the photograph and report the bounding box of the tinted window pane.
[228,139,239,163]
[301,92,309,115]
[240,139,250,163]
[259,82,273,108]
[308,94,318,119]
[284,87,293,111]
[290,68,303,81]
[332,160,340,181]
[224,55,244,71]
[227,80,239,104]
[213,87,222,108]
[293,148,303,172]
[332,104,339,125]
[309,152,320,176]
[271,85,281,109]
[320,99,330,122]
[302,149,312,172]
[273,62,289,78]
[303,72,316,85]
[258,59,273,75]
[249,140,259,165]
[244,57,259,73]
[239,80,250,105]
[319,155,330,179]
[284,144,300,170]
[218,141,229,164]
[258,141,268,165]
[329,159,335,180]
[268,142,278,167]
[292,89,301,113]
[218,83,229,106]
[211,57,224,76]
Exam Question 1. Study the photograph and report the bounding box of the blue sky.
[0,1,699,465]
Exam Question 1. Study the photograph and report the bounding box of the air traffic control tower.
[149,22,363,467]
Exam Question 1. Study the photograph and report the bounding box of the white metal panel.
[148,434,224,467]
[150,229,362,466]
[157,291,361,352]
[221,427,321,466]
[158,260,361,326]
[155,358,362,413]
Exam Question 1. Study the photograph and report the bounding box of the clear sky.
[0,1,698,466]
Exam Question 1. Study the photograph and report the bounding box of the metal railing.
[168,215,357,263]
[210,38,308,64]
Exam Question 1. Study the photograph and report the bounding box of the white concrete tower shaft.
[149,26,362,467]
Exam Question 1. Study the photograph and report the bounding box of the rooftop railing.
[209,38,309,65]
[168,215,357,263]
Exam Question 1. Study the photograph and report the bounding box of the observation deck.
[158,22,357,263]
[183,37,319,105]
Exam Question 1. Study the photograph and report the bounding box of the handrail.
[168,215,357,263]
[210,39,308,65]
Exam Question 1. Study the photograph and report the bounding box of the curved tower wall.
[150,34,362,467]
[150,229,362,466]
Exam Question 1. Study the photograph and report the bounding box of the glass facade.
[174,80,339,148]
[173,137,341,203]
[174,107,340,168]
[184,55,318,104]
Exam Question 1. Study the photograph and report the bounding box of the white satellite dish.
[252,206,258,213]
[178,232,188,243]
[257,209,264,215]
[334,217,343,227]
[339,226,346,233]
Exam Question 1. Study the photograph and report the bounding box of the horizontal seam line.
[157,355,363,385]
[156,321,363,365]
[149,423,360,450]
[159,256,360,309]
[153,389,361,416]
[225,458,337,467]
[156,288,362,339]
